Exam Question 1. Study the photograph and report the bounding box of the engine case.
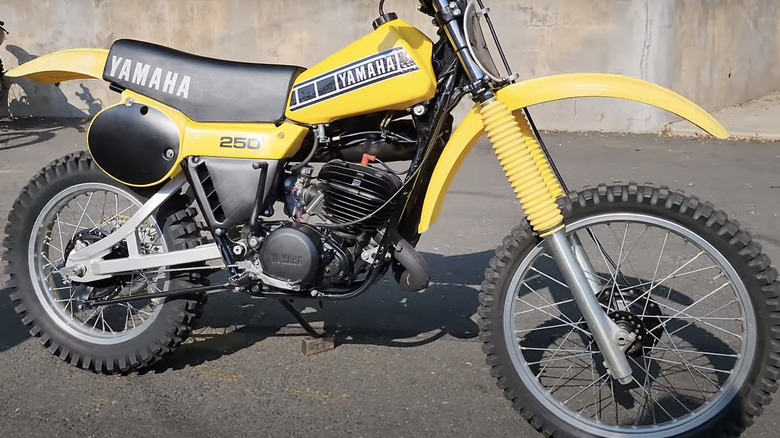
[258,224,323,288]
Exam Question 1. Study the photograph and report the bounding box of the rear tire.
[479,183,780,437]
[3,151,206,373]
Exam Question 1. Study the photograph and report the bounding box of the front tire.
[3,152,205,373]
[479,183,780,437]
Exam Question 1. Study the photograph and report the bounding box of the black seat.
[103,39,304,123]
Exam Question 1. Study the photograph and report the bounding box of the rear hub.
[64,229,129,300]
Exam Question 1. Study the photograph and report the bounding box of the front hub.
[599,287,664,357]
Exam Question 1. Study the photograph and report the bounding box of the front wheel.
[479,183,780,438]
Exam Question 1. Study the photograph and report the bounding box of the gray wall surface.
[0,0,777,132]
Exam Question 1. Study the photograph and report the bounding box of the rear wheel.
[3,152,205,373]
[479,183,780,437]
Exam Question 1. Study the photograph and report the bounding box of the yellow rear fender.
[4,48,108,83]
[418,73,729,233]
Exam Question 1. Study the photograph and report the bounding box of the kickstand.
[278,299,335,356]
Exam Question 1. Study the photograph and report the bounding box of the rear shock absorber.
[479,97,564,236]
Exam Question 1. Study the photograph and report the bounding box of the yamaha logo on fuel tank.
[289,46,419,111]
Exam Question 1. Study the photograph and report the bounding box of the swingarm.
[62,173,223,282]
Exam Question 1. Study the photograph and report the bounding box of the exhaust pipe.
[391,235,429,291]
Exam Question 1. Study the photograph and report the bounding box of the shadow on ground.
[0,251,494,367]
[0,286,28,353]
[0,117,87,150]
[151,250,493,372]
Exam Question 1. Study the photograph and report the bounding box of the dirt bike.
[3,1,778,436]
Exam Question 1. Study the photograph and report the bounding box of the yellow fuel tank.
[285,19,437,124]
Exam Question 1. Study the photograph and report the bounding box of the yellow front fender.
[418,73,729,233]
[4,48,108,83]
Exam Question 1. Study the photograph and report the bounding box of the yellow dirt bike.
[3,1,778,436]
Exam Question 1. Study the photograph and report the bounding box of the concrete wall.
[1,0,778,132]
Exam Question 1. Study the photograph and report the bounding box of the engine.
[253,159,402,290]
[317,160,402,233]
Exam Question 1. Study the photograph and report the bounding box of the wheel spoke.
[516,322,581,334]
[649,231,670,290]
[642,329,726,388]
[517,294,592,338]
[521,281,582,327]
[651,298,742,339]
[55,213,66,255]
[549,359,587,396]
[637,354,657,425]
[646,355,731,376]
[618,251,706,312]
[662,331,709,402]
[606,222,642,288]
[515,298,576,315]
[642,346,738,358]
[585,227,633,292]
[529,267,568,290]
[628,363,689,417]
[664,299,738,338]
[526,351,596,367]
[562,372,610,406]
[87,204,136,232]
[71,192,95,238]
[653,282,732,333]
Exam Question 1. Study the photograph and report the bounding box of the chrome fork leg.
[546,231,634,384]
[570,234,603,294]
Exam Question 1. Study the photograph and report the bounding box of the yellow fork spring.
[480,98,564,237]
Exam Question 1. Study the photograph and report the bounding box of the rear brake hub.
[63,229,129,299]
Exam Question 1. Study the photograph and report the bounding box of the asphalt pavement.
[1,120,779,438]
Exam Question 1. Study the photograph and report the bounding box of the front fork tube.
[546,232,634,384]
[570,234,604,295]
[479,97,633,384]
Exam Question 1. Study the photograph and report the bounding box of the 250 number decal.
[219,136,262,149]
